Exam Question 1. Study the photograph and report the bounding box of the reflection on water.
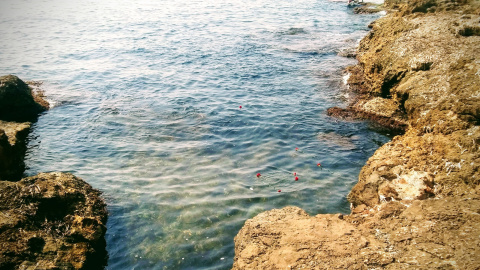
[0,0,385,269]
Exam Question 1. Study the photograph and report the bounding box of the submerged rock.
[316,131,358,150]
[0,172,108,270]
[353,3,384,14]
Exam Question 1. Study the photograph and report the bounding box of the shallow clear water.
[0,0,386,269]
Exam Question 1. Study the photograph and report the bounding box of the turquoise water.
[0,0,386,269]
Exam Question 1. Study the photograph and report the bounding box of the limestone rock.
[345,0,480,207]
[233,197,480,269]
[0,172,108,270]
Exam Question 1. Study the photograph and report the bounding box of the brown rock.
[233,198,480,269]
[339,0,480,206]
[0,172,108,270]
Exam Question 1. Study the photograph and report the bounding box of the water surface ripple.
[0,0,386,269]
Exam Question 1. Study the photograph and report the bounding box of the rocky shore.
[0,75,108,269]
[233,0,480,268]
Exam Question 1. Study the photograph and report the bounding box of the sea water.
[0,0,386,269]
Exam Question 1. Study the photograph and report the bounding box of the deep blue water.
[0,0,386,269]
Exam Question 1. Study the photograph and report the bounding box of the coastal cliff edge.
[233,0,480,268]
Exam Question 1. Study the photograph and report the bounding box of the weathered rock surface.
[234,197,480,269]
[0,173,108,270]
[233,0,480,268]
[345,0,480,209]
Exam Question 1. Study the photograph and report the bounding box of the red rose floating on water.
[295,176,299,181]
[256,173,261,178]
[295,147,299,151]
[293,172,296,176]
[278,190,281,192]
[317,163,321,167]
[239,106,242,109]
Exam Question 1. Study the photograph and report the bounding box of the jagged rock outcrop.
[233,0,480,268]
[344,0,480,208]
[0,173,108,270]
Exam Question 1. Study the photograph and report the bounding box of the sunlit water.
[0,0,386,269]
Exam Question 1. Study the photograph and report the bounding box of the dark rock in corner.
[0,121,31,181]
[0,75,108,269]
[0,75,50,181]
[0,75,49,122]
[0,172,108,270]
